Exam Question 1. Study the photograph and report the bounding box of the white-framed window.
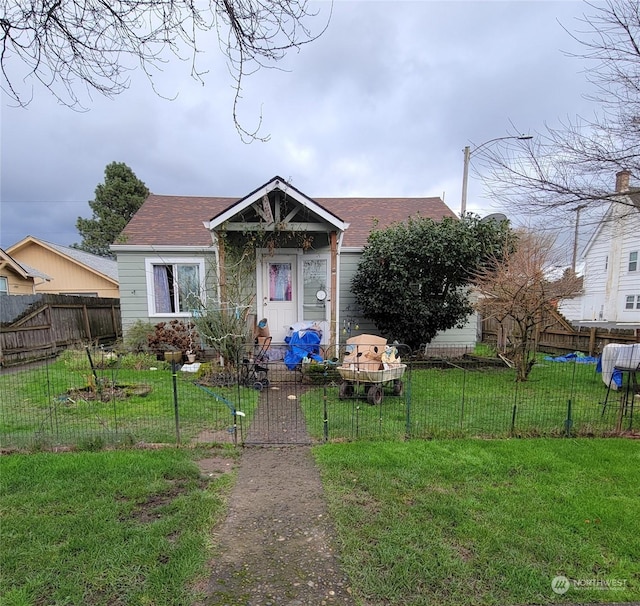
[625,294,640,310]
[0,276,8,294]
[145,258,205,316]
[629,251,638,272]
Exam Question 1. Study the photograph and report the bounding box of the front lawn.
[314,438,640,605]
[0,447,236,605]
[301,360,619,440]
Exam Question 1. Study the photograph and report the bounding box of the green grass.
[0,447,237,606]
[301,360,620,441]
[314,438,640,605]
[0,351,259,449]
[0,351,630,449]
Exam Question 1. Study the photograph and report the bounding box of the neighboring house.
[7,236,119,298]
[559,170,640,327]
[0,248,51,295]
[112,175,477,348]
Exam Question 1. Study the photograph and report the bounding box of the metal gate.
[243,381,314,445]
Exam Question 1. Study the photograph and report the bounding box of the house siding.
[118,250,219,333]
[337,249,478,349]
[9,244,118,297]
[0,268,35,294]
[565,202,640,324]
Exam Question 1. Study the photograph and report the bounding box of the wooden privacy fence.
[482,312,639,356]
[0,294,121,367]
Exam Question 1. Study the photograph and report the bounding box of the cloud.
[1,0,600,248]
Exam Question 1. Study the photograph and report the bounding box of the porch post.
[330,231,338,354]
[217,233,227,304]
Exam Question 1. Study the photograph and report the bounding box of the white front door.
[259,254,298,342]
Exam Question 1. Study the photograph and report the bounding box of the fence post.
[323,383,329,442]
[510,380,519,437]
[564,399,573,437]
[172,360,181,444]
[404,357,411,440]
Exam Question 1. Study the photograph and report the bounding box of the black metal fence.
[0,345,635,450]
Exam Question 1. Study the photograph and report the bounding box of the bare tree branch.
[0,0,330,139]
[477,0,640,218]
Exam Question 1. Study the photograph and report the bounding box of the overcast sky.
[1,1,600,251]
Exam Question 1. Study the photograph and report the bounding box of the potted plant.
[147,320,202,362]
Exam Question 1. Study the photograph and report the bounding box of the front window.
[625,295,640,310]
[303,257,329,322]
[629,251,638,272]
[145,258,205,316]
[0,276,8,294]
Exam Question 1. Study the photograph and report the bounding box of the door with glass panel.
[260,255,297,342]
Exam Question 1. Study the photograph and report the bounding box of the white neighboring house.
[559,170,640,327]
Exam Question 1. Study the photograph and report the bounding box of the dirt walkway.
[196,385,355,606]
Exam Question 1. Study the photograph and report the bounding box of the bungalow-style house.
[0,248,51,295]
[7,236,119,298]
[559,170,640,327]
[112,176,476,349]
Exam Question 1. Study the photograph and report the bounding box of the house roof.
[7,237,118,283]
[0,248,51,280]
[119,178,455,249]
[581,188,640,260]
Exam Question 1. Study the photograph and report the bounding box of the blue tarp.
[284,330,323,369]
[544,352,621,387]
[543,352,599,364]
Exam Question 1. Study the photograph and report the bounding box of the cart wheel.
[393,380,404,396]
[253,381,264,391]
[367,385,383,405]
[261,378,270,388]
[339,382,354,399]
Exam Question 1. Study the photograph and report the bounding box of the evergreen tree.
[74,162,149,258]
[351,215,512,351]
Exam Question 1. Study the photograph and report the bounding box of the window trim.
[0,276,8,294]
[629,251,638,272]
[625,294,640,311]
[145,257,206,317]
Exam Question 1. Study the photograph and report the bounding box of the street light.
[461,134,533,216]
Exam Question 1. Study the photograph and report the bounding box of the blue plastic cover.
[284,330,322,369]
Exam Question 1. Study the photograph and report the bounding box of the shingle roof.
[121,191,455,249]
[42,240,119,281]
[9,237,118,282]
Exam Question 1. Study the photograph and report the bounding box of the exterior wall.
[568,205,640,323]
[616,211,640,321]
[10,244,118,297]
[0,267,36,294]
[116,249,218,334]
[337,249,478,350]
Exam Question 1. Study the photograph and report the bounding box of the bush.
[124,320,156,353]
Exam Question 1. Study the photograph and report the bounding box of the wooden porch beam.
[221,222,329,232]
[330,231,338,351]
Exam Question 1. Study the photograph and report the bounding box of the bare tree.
[0,0,329,140]
[474,231,583,382]
[477,0,639,219]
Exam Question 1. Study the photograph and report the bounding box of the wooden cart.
[337,364,406,405]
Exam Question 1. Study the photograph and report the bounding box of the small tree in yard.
[351,215,513,351]
[473,231,582,382]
